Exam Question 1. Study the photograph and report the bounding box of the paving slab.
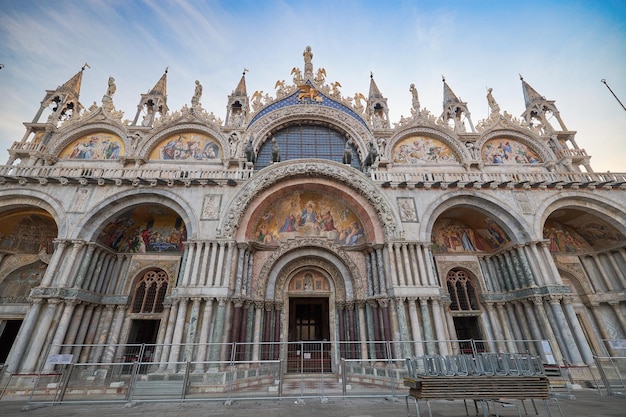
[0,389,624,417]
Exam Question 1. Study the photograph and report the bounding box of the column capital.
[377,297,389,308]
[254,300,264,309]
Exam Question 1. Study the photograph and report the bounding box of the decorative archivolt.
[219,160,399,240]
[273,258,344,301]
[245,104,374,159]
[257,237,364,300]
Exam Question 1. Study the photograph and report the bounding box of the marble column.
[607,253,626,289]
[5,299,43,372]
[503,251,521,289]
[73,244,96,289]
[40,240,68,287]
[496,255,513,291]
[251,301,264,362]
[516,245,535,287]
[235,245,246,295]
[181,242,196,287]
[195,298,215,369]
[521,300,545,357]
[562,298,594,364]
[158,301,179,371]
[376,246,387,293]
[393,243,406,286]
[406,297,423,357]
[184,298,202,362]
[209,298,227,363]
[198,242,211,286]
[609,301,626,334]
[89,305,115,363]
[477,306,497,353]
[591,255,616,291]
[548,296,584,365]
[387,298,401,359]
[478,257,493,292]
[153,303,171,369]
[401,244,411,287]
[423,245,438,286]
[365,251,374,296]
[484,302,506,352]
[431,298,449,355]
[263,302,273,360]
[347,302,357,358]
[168,298,188,370]
[512,301,535,353]
[530,243,549,286]
[407,244,418,286]
[419,298,435,354]
[71,304,95,361]
[540,242,562,285]
[61,302,85,353]
[102,305,126,363]
[495,303,516,352]
[22,299,60,372]
[272,302,282,360]
[416,244,428,286]
[532,298,564,363]
[357,301,369,360]
[588,303,613,355]
[87,251,107,292]
[387,243,400,287]
[213,242,226,287]
[95,254,114,293]
[43,300,77,371]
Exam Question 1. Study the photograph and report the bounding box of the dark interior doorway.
[453,316,484,353]
[287,298,330,373]
[0,320,22,364]
[123,319,160,371]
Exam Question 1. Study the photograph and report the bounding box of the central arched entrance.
[286,270,332,372]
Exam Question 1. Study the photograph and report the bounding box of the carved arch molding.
[256,238,365,300]
[220,161,399,240]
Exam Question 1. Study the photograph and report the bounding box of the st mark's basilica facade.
[0,47,625,385]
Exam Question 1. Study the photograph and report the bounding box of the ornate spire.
[226,68,250,128]
[57,63,88,100]
[366,71,389,129]
[131,67,169,127]
[31,64,87,125]
[441,77,475,133]
[520,75,567,132]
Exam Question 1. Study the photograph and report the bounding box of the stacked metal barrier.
[406,353,546,379]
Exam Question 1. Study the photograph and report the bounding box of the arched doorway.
[286,270,332,372]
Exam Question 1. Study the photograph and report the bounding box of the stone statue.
[303,46,313,75]
[106,77,116,97]
[102,76,116,112]
[271,137,281,163]
[377,137,387,156]
[487,87,500,115]
[191,80,202,107]
[229,133,240,158]
[410,83,420,111]
[342,143,353,165]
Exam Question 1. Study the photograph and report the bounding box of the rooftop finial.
[370,70,373,79]
[519,73,524,81]
[165,66,169,74]
[243,68,249,75]
[442,74,446,82]
[82,63,90,71]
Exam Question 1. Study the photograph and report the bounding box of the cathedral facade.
[1,48,625,384]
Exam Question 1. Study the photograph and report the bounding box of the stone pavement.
[0,389,624,416]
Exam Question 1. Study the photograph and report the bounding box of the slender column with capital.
[416,244,428,286]
[376,246,386,293]
[379,299,391,358]
[478,257,493,292]
[87,251,107,292]
[495,303,515,353]
[393,243,406,286]
[213,242,226,287]
[530,243,549,286]
[251,301,264,362]
[407,244,418,286]
[516,246,534,287]
[89,305,115,363]
[521,300,544,357]
[477,305,497,353]
[485,257,503,292]
[61,302,85,353]
[365,252,374,296]
[592,255,616,291]
[512,302,535,353]
[503,251,521,289]
[235,246,246,295]
[347,302,356,358]
[401,244,411,286]
[422,245,438,286]
[496,255,513,291]
[609,301,626,335]
[272,303,282,360]
[384,243,398,287]
[262,302,273,360]
[540,242,562,285]
[369,250,379,295]
[387,298,401,358]
[198,242,211,286]
[95,254,114,293]
[5,299,43,372]
[71,304,95,361]
[22,300,60,372]
[190,243,204,286]
[239,301,251,360]
[181,243,196,287]
[365,300,378,358]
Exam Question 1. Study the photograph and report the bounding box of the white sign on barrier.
[47,353,74,364]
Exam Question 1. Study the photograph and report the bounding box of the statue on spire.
[303,46,313,76]
[102,76,116,112]
[191,80,202,108]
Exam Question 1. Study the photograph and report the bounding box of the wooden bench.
[404,375,562,417]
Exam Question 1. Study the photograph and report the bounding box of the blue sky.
[0,0,624,171]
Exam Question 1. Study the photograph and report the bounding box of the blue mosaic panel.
[255,125,361,170]
[248,88,369,129]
